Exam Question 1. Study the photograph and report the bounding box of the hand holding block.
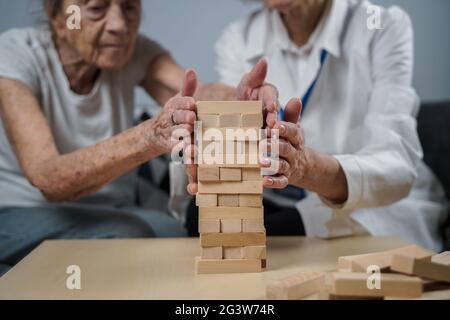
[266,272,325,300]
[391,254,450,282]
[331,272,423,298]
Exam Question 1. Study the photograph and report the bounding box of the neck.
[53,35,100,95]
[281,0,329,47]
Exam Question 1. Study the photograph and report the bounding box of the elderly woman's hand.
[261,98,308,189]
[236,59,280,127]
[149,71,197,156]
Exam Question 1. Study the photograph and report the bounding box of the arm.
[263,8,420,209]
[0,77,196,202]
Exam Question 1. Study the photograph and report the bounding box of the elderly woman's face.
[54,0,141,69]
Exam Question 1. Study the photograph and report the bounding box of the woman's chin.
[97,57,130,70]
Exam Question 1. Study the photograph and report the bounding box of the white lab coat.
[215,0,448,251]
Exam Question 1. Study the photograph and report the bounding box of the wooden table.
[0,236,412,300]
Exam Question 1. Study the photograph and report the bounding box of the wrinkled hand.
[151,70,197,155]
[261,98,308,189]
[236,59,280,128]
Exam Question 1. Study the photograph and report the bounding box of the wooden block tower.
[194,101,266,274]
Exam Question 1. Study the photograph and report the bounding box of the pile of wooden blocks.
[194,101,267,274]
[267,246,450,300]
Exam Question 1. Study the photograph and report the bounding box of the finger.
[243,59,268,90]
[173,110,196,125]
[187,182,198,195]
[265,110,278,129]
[263,175,289,189]
[278,139,297,165]
[260,87,279,114]
[181,69,198,97]
[275,121,301,147]
[283,97,302,124]
[171,96,196,111]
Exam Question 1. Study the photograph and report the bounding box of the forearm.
[30,119,166,202]
[294,147,349,204]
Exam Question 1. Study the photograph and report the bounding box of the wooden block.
[239,194,262,207]
[242,113,263,127]
[201,247,222,259]
[223,247,243,259]
[202,128,261,141]
[220,219,242,233]
[242,246,266,259]
[202,141,252,155]
[218,195,239,207]
[197,114,219,128]
[219,114,241,127]
[220,168,242,181]
[242,168,262,181]
[198,181,263,195]
[195,194,217,207]
[432,252,450,266]
[198,219,220,233]
[197,101,262,115]
[266,272,325,300]
[198,166,220,181]
[261,259,267,269]
[199,206,263,220]
[339,245,436,272]
[195,257,262,274]
[242,218,265,232]
[391,254,450,282]
[330,272,422,298]
[201,232,266,247]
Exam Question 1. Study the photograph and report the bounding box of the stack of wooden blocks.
[194,101,267,274]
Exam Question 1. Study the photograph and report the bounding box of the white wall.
[0,0,449,107]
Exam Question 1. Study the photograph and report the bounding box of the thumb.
[243,59,268,89]
[181,69,198,97]
[283,98,302,124]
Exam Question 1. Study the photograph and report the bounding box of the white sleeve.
[323,7,422,210]
[215,21,248,87]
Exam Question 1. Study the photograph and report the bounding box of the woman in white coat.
[210,0,448,251]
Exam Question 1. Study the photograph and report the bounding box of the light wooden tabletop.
[0,236,410,300]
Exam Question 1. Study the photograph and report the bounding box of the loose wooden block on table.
[219,114,241,127]
[242,168,263,181]
[198,166,220,181]
[199,207,263,220]
[198,114,219,128]
[196,194,217,207]
[197,101,262,115]
[201,247,222,259]
[218,194,239,207]
[195,257,262,274]
[330,272,423,298]
[223,247,243,259]
[242,245,266,260]
[266,272,325,300]
[220,168,242,181]
[201,232,266,247]
[198,181,263,194]
[391,254,450,282]
[242,113,263,127]
[242,218,265,232]
[239,194,262,208]
[198,219,221,233]
[432,252,450,266]
[337,245,435,272]
[220,219,242,233]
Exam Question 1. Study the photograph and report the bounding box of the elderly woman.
[0,0,279,275]
[188,0,448,250]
